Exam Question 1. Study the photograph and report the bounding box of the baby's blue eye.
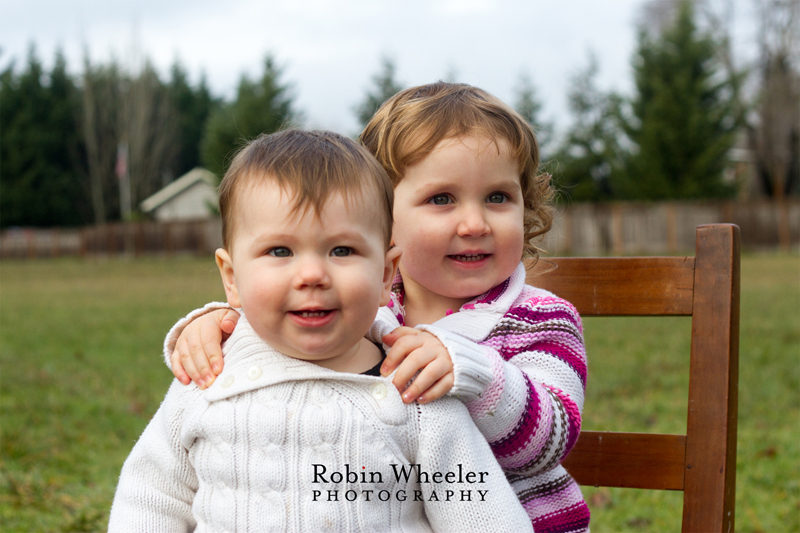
[487,192,507,204]
[430,195,451,205]
[331,247,352,257]
[269,247,292,257]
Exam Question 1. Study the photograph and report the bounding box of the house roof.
[140,167,218,213]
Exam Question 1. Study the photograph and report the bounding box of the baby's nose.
[293,256,331,288]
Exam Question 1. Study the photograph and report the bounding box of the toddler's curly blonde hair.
[360,81,554,262]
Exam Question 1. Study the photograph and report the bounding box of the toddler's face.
[216,179,398,370]
[392,135,524,306]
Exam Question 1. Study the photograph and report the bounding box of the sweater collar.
[203,315,386,402]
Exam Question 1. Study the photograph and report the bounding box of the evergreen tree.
[202,55,298,178]
[619,0,741,200]
[353,57,404,130]
[1,47,90,227]
[514,73,553,157]
[551,55,625,202]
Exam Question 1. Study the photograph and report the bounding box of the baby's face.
[216,179,398,370]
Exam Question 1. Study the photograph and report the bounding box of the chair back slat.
[525,257,695,316]
[562,431,686,490]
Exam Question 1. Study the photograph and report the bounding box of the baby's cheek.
[246,285,277,309]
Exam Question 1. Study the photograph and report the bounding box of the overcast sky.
[1,0,760,136]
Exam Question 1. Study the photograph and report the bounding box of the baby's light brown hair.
[218,129,394,250]
[360,81,554,261]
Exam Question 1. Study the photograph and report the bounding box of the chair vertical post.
[682,225,740,532]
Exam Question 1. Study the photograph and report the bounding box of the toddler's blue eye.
[487,193,507,204]
[269,247,292,257]
[430,195,451,205]
[331,247,352,257]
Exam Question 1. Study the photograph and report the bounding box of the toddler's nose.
[457,205,491,237]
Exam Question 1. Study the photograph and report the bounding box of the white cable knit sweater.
[110,316,532,533]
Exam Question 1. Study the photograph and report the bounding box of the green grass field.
[1,254,798,532]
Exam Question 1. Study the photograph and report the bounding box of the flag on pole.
[115,143,128,181]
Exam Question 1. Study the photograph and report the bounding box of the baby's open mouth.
[449,254,488,262]
[291,310,333,318]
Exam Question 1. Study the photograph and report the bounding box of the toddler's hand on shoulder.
[171,309,239,389]
[381,327,454,405]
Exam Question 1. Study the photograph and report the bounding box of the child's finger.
[188,333,216,388]
[391,346,437,399]
[397,357,451,403]
[170,349,191,385]
[219,309,240,336]
[176,336,205,388]
[200,323,225,376]
[417,372,456,404]
[381,334,423,376]
[381,326,419,347]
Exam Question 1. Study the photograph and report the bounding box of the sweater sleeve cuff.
[163,302,236,369]
[366,306,402,347]
[414,324,493,403]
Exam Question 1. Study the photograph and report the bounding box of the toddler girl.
[166,82,590,533]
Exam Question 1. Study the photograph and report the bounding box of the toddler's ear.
[380,247,402,306]
[215,249,242,308]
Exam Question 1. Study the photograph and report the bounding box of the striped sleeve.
[467,293,586,474]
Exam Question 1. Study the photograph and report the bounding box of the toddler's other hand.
[381,327,454,404]
[171,309,239,389]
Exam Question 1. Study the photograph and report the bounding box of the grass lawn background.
[1,253,798,532]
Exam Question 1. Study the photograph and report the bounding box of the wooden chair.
[526,224,740,532]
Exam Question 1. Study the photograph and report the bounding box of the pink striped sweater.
[371,262,590,533]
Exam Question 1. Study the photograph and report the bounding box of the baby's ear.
[215,249,241,308]
[380,247,402,307]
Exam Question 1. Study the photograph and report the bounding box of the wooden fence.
[543,199,799,255]
[0,219,223,259]
[2,200,798,259]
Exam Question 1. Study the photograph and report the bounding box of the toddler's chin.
[439,284,495,302]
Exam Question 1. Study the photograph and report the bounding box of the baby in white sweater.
[109,130,532,532]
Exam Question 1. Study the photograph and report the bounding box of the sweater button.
[221,375,235,388]
[371,383,387,400]
[247,366,262,380]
